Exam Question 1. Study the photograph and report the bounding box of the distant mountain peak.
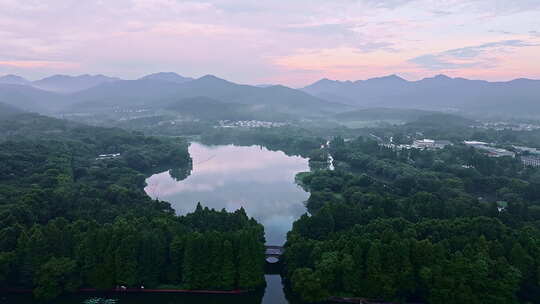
[140,72,193,84]
[509,77,538,83]
[0,74,30,85]
[365,74,407,84]
[313,78,338,85]
[426,74,452,81]
[376,74,405,80]
[0,74,26,79]
[306,78,353,89]
[32,74,121,93]
[37,74,120,81]
[263,84,293,90]
[196,74,232,85]
[386,74,404,79]
[435,74,451,78]
[199,74,221,80]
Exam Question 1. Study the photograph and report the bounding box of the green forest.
[285,136,540,303]
[3,110,540,304]
[0,114,265,300]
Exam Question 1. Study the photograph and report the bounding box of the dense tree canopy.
[286,136,540,303]
[0,114,265,300]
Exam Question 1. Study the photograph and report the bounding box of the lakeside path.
[1,288,248,295]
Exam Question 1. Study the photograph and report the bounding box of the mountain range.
[0,72,538,118]
[0,73,350,116]
[302,74,540,117]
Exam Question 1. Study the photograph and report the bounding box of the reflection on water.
[262,275,288,304]
[145,142,310,245]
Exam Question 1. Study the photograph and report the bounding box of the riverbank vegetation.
[199,127,326,158]
[285,136,540,304]
[0,114,265,300]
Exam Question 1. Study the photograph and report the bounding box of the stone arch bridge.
[265,245,284,262]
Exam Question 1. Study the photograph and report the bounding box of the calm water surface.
[145,142,310,245]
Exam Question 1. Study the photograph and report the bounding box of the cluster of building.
[383,139,453,150]
[478,122,540,131]
[217,120,288,128]
[157,117,199,126]
[513,145,540,154]
[412,139,453,150]
[96,153,121,160]
[463,141,516,158]
[522,157,540,167]
[463,142,540,167]
[513,145,540,167]
[112,107,150,114]
[379,135,540,169]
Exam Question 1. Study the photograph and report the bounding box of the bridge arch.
[265,245,284,263]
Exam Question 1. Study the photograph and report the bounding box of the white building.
[96,153,121,160]
[464,141,489,147]
[522,156,540,167]
[413,139,452,150]
[464,141,515,158]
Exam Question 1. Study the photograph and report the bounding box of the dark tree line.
[199,126,326,158]
[1,206,265,300]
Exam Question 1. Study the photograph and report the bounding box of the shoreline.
[1,288,248,295]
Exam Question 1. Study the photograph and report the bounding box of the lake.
[144,142,310,245]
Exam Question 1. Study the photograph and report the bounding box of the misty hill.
[167,96,249,120]
[140,72,193,84]
[0,102,23,118]
[397,113,479,137]
[169,75,352,115]
[0,84,66,112]
[68,78,183,109]
[407,112,477,128]
[166,96,292,121]
[68,74,351,116]
[303,74,540,117]
[335,108,436,122]
[32,74,121,93]
[0,74,31,85]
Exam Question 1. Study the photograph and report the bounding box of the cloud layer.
[0,0,539,85]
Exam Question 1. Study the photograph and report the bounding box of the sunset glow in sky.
[1,0,539,86]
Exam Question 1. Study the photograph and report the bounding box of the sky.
[1,0,539,86]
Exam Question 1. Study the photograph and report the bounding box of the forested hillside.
[200,126,326,158]
[0,114,265,300]
[0,102,22,118]
[285,137,540,303]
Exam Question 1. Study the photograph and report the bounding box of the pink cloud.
[0,60,80,69]
[1,0,539,84]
